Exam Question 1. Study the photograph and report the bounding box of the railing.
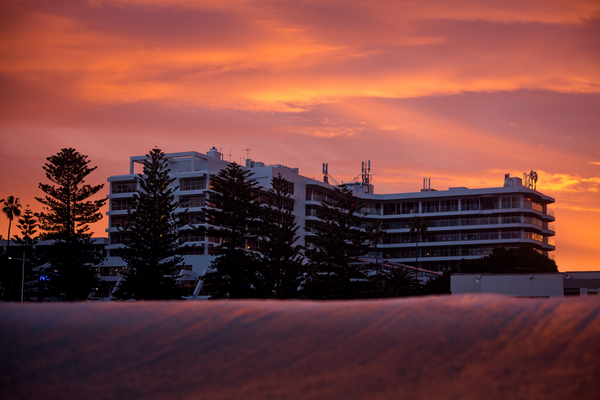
[546,209,555,217]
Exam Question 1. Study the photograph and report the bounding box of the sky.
[0,0,599,271]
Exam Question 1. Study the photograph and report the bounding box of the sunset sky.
[1,0,599,271]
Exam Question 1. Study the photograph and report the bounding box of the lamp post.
[21,250,25,303]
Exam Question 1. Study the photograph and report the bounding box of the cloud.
[1,1,599,114]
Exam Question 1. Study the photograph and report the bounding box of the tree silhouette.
[201,163,263,299]
[2,196,22,252]
[458,245,558,274]
[35,148,106,301]
[259,174,305,298]
[380,267,422,297]
[115,148,184,300]
[305,185,370,299]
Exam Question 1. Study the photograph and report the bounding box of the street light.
[8,250,26,304]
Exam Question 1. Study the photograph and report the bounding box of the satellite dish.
[564,273,571,279]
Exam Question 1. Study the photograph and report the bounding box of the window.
[524,231,543,242]
[180,196,205,208]
[400,202,417,214]
[182,212,205,225]
[501,214,521,224]
[112,181,137,194]
[179,232,205,243]
[501,196,521,209]
[462,198,480,211]
[524,197,543,212]
[110,232,131,245]
[112,198,133,211]
[181,178,206,191]
[440,200,458,212]
[111,216,131,228]
[422,201,439,213]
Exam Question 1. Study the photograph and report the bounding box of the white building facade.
[102,148,556,295]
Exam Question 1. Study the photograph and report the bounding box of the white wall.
[451,273,564,297]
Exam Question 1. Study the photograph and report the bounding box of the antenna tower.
[322,163,341,186]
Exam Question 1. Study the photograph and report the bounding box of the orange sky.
[1,0,599,271]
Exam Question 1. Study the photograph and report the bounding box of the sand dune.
[1,295,600,399]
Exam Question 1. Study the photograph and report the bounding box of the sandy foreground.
[1,294,600,399]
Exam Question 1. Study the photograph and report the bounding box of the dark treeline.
[1,147,558,301]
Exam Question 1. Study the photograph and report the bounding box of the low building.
[451,271,600,297]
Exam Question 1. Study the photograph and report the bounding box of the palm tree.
[380,267,422,297]
[408,216,428,276]
[2,196,23,251]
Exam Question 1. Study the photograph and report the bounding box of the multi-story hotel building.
[102,148,555,296]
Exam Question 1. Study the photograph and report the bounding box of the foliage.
[458,245,558,274]
[12,206,38,246]
[4,206,41,302]
[421,269,453,295]
[379,267,422,297]
[259,174,305,298]
[115,148,184,300]
[0,255,23,301]
[44,237,104,301]
[36,148,106,240]
[305,185,371,299]
[35,148,106,301]
[201,163,263,299]
[2,196,22,250]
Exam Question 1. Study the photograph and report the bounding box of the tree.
[408,216,428,275]
[201,163,263,299]
[12,206,40,301]
[35,148,106,301]
[12,206,38,246]
[115,148,184,300]
[305,185,371,299]
[421,269,453,295]
[259,174,305,298]
[380,267,422,297]
[2,196,22,252]
[36,148,106,240]
[458,245,558,274]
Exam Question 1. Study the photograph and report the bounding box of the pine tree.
[305,185,371,299]
[35,148,106,301]
[115,148,184,300]
[201,163,263,299]
[259,174,305,298]
[36,149,106,240]
[13,206,38,246]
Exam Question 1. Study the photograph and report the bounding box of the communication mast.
[523,170,538,190]
[322,163,340,186]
